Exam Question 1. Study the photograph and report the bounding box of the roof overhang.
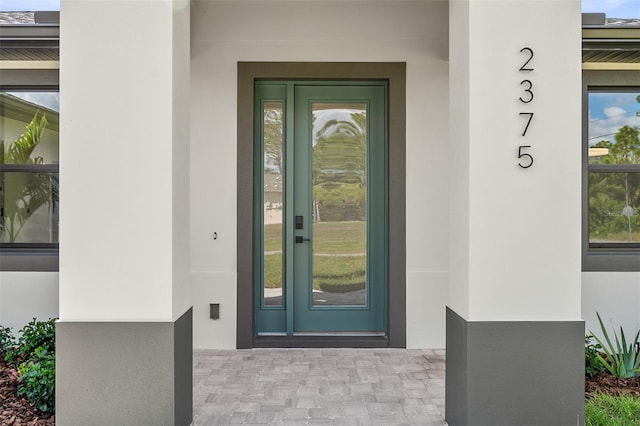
[0,13,639,71]
[0,24,59,63]
[582,27,640,69]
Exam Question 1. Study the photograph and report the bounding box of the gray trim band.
[56,308,193,426]
[0,69,58,86]
[445,307,585,426]
[0,251,58,272]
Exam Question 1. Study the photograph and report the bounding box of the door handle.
[295,236,311,244]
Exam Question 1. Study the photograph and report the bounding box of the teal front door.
[255,82,387,336]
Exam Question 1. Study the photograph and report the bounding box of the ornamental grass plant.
[590,312,640,379]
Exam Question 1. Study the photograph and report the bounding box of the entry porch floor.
[193,348,446,425]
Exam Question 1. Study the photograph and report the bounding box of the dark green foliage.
[0,325,16,356]
[586,334,606,378]
[6,318,56,365]
[17,346,55,414]
[2,318,56,414]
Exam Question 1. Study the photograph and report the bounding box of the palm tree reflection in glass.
[0,113,58,243]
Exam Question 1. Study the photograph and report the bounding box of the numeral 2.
[519,47,534,71]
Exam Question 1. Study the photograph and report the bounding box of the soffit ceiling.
[582,48,640,63]
[0,19,638,64]
[0,47,58,61]
[582,27,640,63]
[0,22,59,62]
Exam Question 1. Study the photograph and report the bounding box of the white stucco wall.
[0,272,58,333]
[583,272,640,340]
[449,0,583,321]
[190,0,449,348]
[172,0,192,321]
[59,0,190,322]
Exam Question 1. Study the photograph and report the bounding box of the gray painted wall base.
[56,308,193,426]
[445,307,584,426]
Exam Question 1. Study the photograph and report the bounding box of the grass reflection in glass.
[263,221,366,293]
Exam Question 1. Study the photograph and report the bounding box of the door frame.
[237,62,406,348]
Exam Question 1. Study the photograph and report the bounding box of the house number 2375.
[518,47,534,169]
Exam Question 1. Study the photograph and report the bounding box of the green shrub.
[585,393,640,426]
[2,318,56,415]
[586,334,606,378]
[0,325,16,356]
[6,318,56,365]
[590,312,640,379]
[17,346,55,414]
[18,318,55,358]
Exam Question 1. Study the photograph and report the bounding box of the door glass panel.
[311,103,367,306]
[263,101,284,306]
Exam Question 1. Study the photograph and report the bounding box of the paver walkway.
[193,348,446,425]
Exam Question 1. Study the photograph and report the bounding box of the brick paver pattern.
[193,348,446,425]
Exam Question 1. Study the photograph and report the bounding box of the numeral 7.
[519,112,534,137]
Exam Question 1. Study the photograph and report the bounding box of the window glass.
[263,101,284,306]
[588,92,640,165]
[587,91,640,246]
[0,91,59,244]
